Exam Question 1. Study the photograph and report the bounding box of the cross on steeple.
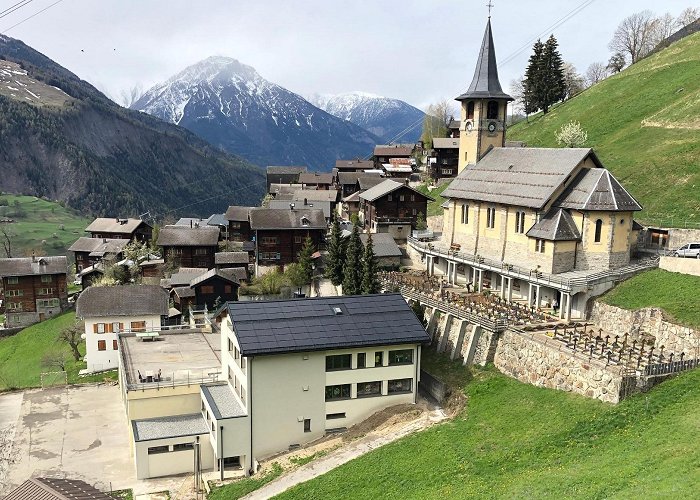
[487,1,494,18]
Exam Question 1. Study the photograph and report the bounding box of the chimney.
[304,198,308,206]
[31,251,36,262]
[405,179,409,186]
[190,220,193,228]
[103,238,107,244]
[115,217,119,223]
[290,203,296,211]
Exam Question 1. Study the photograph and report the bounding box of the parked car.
[672,242,700,258]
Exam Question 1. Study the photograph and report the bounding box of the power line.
[0,0,34,20]
[1,0,63,34]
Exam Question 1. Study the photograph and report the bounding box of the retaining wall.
[659,256,700,277]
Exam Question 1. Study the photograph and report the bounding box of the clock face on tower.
[488,122,497,133]
[466,121,473,132]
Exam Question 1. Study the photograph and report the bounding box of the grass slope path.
[509,32,700,225]
[277,361,700,499]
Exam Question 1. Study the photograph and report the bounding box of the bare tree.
[607,52,627,73]
[585,62,608,86]
[651,12,678,46]
[119,83,144,108]
[677,7,700,27]
[42,350,69,372]
[420,99,457,148]
[609,10,658,64]
[562,63,586,99]
[509,76,527,115]
[0,225,14,258]
[59,321,84,361]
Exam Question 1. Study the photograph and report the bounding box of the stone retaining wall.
[494,329,626,404]
[590,302,700,359]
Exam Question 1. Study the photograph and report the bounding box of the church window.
[515,211,526,233]
[594,219,603,243]
[486,207,496,229]
[466,101,475,120]
[461,205,469,225]
[487,101,499,120]
[535,239,546,253]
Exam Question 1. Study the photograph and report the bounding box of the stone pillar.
[477,269,483,292]
[450,320,468,360]
[462,324,482,366]
[499,275,506,299]
[452,261,458,284]
[564,293,572,321]
[426,307,439,337]
[438,314,454,353]
[535,285,541,308]
[507,278,513,301]
[527,283,533,306]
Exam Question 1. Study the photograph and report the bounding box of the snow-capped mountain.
[132,57,378,170]
[311,91,425,143]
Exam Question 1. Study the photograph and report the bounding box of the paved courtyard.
[0,384,187,497]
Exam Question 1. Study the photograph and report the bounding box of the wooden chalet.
[447,117,461,138]
[429,137,460,179]
[68,237,129,274]
[266,166,307,192]
[224,206,253,242]
[359,179,433,239]
[373,144,416,169]
[190,268,240,310]
[335,159,375,173]
[156,225,220,269]
[84,218,152,243]
[298,172,334,190]
[0,256,68,328]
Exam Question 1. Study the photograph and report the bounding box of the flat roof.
[201,383,247,419]
[120,331,221,388]
[132,413,209,442]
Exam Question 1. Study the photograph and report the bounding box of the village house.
[266,166,307,192]
[85,217,153,243]
[249,207,327,275]
[68,237,129,274]
[0,256,68,328]
[127,294,429,479]
[359,179,433,239]
[76,285,168,373]
[372,144,416,169]
[335,159,374,173]
[359,233,402,269]
[214,251,250,271]
[337,172,382,198]
[298,172,334,190]
[429,137,460,180]
[157,225,220,269]
[447,117,461,138]
[224,206,253,242]
[189,268,240,311]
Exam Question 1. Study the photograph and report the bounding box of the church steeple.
[456,19,513,172]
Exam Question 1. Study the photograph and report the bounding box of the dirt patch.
[342,403,424,441]
[443,389,467,417]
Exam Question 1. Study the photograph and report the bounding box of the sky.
[0,0,695,110]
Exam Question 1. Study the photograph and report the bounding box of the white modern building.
[128,294,430,479]
[76,285,168,373]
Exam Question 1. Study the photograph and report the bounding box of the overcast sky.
[0,0,695,109]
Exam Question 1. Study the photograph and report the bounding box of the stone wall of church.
[576,249,630,271]
[552,250,577,274]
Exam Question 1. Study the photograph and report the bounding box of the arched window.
[461,204,469,224]
[466,101,475,120]
[487,101,499,120]
[594,219,603,243]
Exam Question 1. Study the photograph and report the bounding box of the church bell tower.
[456,18,513,173]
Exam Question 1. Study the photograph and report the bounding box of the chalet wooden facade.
[266,166,307,192]
[249,208,327,274]
[224,206,253,242]
[429,137,460,180]
[298,172,334,190]
[85,218,153,243]
[156,225,220,269]
[359,180,433,237]
[0,256,68,328]
[190,269,240,310]
[68,237,129,273]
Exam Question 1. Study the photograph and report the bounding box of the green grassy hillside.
[278,355,700,499]
[509,32,700,226]
[0,193,89,257]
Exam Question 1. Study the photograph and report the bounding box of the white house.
[129,294,430,479]
[76,285,169,373]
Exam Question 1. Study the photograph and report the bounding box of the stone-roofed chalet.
[68,236,129,274]
[249,208,327,274]
[266,166,307,192]
[429,137,460,179]
[4,477,112,500]
[298,172,334,190]
[359,233,402,268]
[335,159,374,172]
[359,179,433,239]
[337,171,382,198]
[224,206,254,242]
[0,256,68,328]
[157,225,220,269]
[85,217,153,243]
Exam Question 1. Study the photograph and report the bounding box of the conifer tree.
[523,39,544,115]
[342,224,363,295]
[523,36,566,114]
[324,215,345,286]
[297,236,315,286]
[361,232,380,295]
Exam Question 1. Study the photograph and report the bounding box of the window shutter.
[93,324,98,334]
[119,323,124,330]
[106,323,112,333]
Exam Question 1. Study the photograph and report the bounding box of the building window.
[261,236,278,245]
[112,322,121,333]
[461,204,469,224]
[113,340,118,350]
[325,354,351,371]
[515,211,526,234]
[38,288,53,295]
[195,248,208,255]
[594,219,603,243]
[147,446,169,454]
[464,151,468,161]
[466,101,475,120]
[412,208,417,216]
[200,285,214,294]
[173,443,194,451]
[486,207,496,229]
[442,169,453,175]
[131,321,146,332]
[388,378,412,394]
[41,275,52,283]
[357,352,366,369]
[387,195,393,202]
[171,248,183,255]
[294,235,303,244]
[535,239,546,253]
[228,338,234,353]
[224,285,232,294]
[410,195,415,202]
[230,222,241,229]
[5,290,23,297]
[375,351,383,366]
[388,349,413,365]
[260,252,281,260]
[357,381,382,398]
[97,340,106,351]
[241,386,246,403]
[7,302,22,311]
[96,323,106,334]
[303,419,311,433]
[6,277,18,285]
[399,195,405,202]
[487,100,499,120]
[325,384,351,401]
[326,412,346,420]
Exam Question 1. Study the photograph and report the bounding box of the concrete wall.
[590,302,700,359]
[126,385,205,421]
[667,228,700,249]
[494,329,626,404]
[659,256,700,277]
[134,433,215,480]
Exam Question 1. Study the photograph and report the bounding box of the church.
[410,19,649,321]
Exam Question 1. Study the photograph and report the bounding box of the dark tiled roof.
[335,159,374,170]
[374,144,414,157]
[85,218,149,234]
[68,237,128,254]
[249,208,327,230]
[292,190,339,202]
[225,206,253,222]
[76,285,169,317]
[175,217,204,227]
[358,176,389,190]
[432,138,460,149]
[206,213,228,227]
[442,148,599,209]
[526,209,581,241]
[359,180,434,203]
[201,383,246,419]
[338,172,381,186]
[447,118,461,129]
[266,166,307,175]
[0,256,66,277]
[224,294,430,356]
[298,172,334,185]
[269,200,331,219]
[215,252,249,265]
[359,233,402,258]
[4,477,111,500]
[456,19,513,101]
[157,225,220,247]
[190,268,240,287]
[172,286,195,298]
[168,269,207,286]
[555,168,642,212]
[132,413,209,442]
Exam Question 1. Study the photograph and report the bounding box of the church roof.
[456,19,513,101]
[555,168,642,212]
[526,209,581,241]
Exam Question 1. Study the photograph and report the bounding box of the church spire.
[456,19,513,101]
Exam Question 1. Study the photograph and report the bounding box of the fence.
[644,357,700,377]
[418,369,448,404]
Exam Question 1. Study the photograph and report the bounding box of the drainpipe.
[220,425,224,481]
[248,357,254,476]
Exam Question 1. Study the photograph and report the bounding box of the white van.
[673,242,700,258]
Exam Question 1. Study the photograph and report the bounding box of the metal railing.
[644,357,700,377]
